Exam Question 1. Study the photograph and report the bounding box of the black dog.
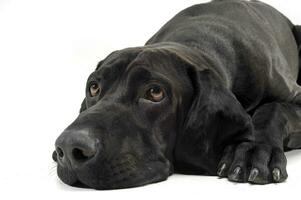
[53,0,301,189]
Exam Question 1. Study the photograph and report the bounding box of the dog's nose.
[55,130,98,166]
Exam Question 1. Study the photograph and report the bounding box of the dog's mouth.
[53,150,170,190]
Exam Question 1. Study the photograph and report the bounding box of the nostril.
[72,148,95,162]
[52,151,58,162]
[56,147,64,158]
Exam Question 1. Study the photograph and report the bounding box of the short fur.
[54,0,301,189]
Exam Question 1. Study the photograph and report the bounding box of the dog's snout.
[55,130,98,166]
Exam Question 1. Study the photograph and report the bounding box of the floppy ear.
[186,68,253,145]
[174,67,254,174]
[79,98,87,113]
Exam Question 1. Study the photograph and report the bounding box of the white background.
[1,0,301,199]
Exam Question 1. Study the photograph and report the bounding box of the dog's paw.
[217,142,287,184]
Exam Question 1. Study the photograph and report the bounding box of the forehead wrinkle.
[124,49,169,74]
[140,50,180,82]
[122,50,185,90]
[94,56,140,83]
[95,46,144,76]
[138,50,191,99]
[124,53,149,73]
[91,65,120,84]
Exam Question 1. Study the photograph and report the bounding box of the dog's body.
[54,0,301,189]
[147,0,300,110]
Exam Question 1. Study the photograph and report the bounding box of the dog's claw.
[217,163,226,177]
[248,168,259,182]
[229,166,241,181]
[272,168,281,182]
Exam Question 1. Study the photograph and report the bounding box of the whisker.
[48,162,57,176]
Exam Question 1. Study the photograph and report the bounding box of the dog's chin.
[56,160,171,190]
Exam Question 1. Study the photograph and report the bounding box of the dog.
[53,0,301,189]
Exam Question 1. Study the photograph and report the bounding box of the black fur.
[54,0,301,189]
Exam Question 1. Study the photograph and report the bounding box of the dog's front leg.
[217,102,301,184]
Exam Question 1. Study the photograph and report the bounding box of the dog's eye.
[89,83,101,97]
[145,86,165,102]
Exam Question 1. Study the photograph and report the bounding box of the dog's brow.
[124,58,147,72]
[126,66,152,83]
[95,61,128,81]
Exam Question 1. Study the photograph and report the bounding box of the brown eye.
[145,86,165,102]
[89,83,101,97]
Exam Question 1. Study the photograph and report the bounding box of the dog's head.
[53,42,252,189]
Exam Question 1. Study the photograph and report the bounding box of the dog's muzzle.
[55,129,100,170]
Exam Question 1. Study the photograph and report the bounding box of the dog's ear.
[183,68,253,150]
[79,98,87,113]
[174,66,254,173]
